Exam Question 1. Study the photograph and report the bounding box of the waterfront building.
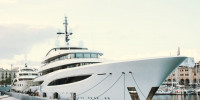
[0,67,18,85]
[164,59,200,88]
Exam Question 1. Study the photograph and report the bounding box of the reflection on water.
[152,95,200,100]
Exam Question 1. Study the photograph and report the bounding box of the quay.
[0,91,77,100]
[0,95,19,100]
[0,91,48,100]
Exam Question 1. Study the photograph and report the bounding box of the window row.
[21,69,34,72]
[42,62,97,75]
[19,78,33,81]
[180,74,189,76]
[46,53,101,64]
[19,73,38,76]
[13,84,34,87]
[179,69,189,72]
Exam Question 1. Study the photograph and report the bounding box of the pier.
[0,91,48,100]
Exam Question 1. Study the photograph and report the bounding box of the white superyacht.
[34,17,187,100]
[11,64,39,93]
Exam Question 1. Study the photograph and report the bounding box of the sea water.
[152,95,200,100]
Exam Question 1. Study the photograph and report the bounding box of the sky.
[0,0,200,69]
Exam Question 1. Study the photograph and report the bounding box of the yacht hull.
[12,80,33,92]
[37,56,187,100]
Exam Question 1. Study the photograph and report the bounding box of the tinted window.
[91,54,98,58]
[84,53,90,58]
[70,54,75,58]
[48,75,91,86]
[76,53,83,58]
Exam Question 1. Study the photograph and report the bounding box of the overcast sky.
[0,0,200,69]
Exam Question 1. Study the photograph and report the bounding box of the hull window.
[53,92,59,99]
[43,92,47,97]
[48,75,91,86]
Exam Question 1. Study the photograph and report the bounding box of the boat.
[11,64,39,93]
[195,88,200,94]
[156,89,172,95]
[155,85,173,95]
[171,89,184,95]
[33,16,187,100]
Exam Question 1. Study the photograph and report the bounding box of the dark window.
[32,74,38,76]
[43,92,47,97]
[53,92,59,99]
[19,78,33,81]
[48,75,91,86]
[23,73,28,75]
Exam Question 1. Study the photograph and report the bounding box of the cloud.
[112,49,200,62]
[0,24,56,59]
[0,0,18,4]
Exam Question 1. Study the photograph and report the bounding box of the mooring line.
[130,72,147,99]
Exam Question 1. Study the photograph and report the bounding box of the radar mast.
[57,16,73,46]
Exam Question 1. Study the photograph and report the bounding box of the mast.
[177,47,180,56]
[63,16,68,34]
[57,16,73,46]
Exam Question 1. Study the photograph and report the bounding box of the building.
[164,58,200,88]
[0,67,18,85]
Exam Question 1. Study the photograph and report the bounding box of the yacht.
[33,17,187,100]
[11,64,39,93]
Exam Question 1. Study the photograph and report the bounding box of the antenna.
[63,16,68,33]
[57,16,73,46]
[177,47,180,56]
[24,55,28,67]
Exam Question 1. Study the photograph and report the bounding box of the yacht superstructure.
[34,17,187,100]
[11,64,39,93]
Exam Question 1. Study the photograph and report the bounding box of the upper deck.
[45,47,88,57]
[16,67,39,79]
[43,46,103,64]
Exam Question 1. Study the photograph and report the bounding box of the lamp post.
[196,63,198,95]
[10,64,13,92]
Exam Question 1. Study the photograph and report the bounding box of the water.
[0,86,11,96]
[0,86,10,92]
[152,95,200,100]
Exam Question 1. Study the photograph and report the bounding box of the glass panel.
[76,53,83,58]
[65,55,68,59]
[84,53,90,58]
[91,54,98,58]
[70,54,75,59]
[60,56,63,60]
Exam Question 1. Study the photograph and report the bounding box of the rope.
[123,73,125,100]
[77,74,111,96]
[130,72,147,99]
[97,74,123,98]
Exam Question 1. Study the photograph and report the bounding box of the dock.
[0,95,19,100]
